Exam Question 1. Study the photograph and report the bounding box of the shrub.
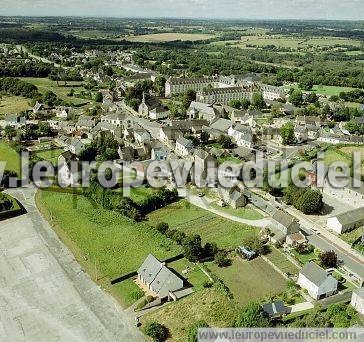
[156,222,169,235]
[214,251,231,267]
[320,251,337,268]
[188,321,209,342]
[144,322,169,342]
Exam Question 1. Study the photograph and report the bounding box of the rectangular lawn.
[0,142,21,174]
[209,257,287,307]
[147,201,258,249]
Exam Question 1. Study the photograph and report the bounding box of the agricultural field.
[125,32,215,42]
[285,84,358,97]
[210,203,264,220]
[147,200,258,249]
[19,77,92,106]
[0,142,21,174]
[265,247,300,276]
[0,96,31,117]
[323,148,352,166]
[36,190,181,307]
[141,287,237,342]
[214,35,362,50]
[208,256,287,306]
[35,148,64,165]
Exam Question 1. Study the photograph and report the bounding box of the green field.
[19,77,92,106]
[323,148,352,166]
[209,257,287,306]
[142,287,237,342]
[36,190,181,307]
[285,84,359,97]
[147,201,258,249]
[35,149,64,165]
[210,203,264,221]
[265,247,300,275]
[0,96,31,116]
[0,142,21,174]
[126,32,215,42]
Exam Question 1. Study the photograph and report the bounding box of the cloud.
[1,0,363,20]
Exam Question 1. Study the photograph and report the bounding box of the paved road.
[1,186,144,342]
[16,45,65,69]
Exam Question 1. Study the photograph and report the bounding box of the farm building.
[262,300,288,319]
[327,207,364,234]
[351,288,364,315]
[236,246,256,260]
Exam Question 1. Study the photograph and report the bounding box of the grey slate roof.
[300,262,329,287]
[137,254,184,298]
[273,210,297,229]
[262,301,287,317]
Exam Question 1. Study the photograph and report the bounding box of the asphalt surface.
[1,186,144,342]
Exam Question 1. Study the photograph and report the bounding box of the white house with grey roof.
[297,262,338,300]
[137,254,185,301]
[175,137,194,157]
[327,207,364,234]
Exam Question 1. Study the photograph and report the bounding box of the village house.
[271,210,300,243]
[159,127,182,145]
[294,125,308,143]
[58,151,82,187]
[350,288,364,315]
[54,106,72,119]
[175,137,194,157]
[76,115,97,131]
[137,254,186,301]
[327,207,364,234]
[260,84,286,101]
[218,184,247,209]
[297,262,338,300]
[262,301,288,319]
[134,129,151,145]
[263,126,282,144]
[285,231,307,248]
[228,124,255,148]
[4,114,26,128]
[188,101,225,122]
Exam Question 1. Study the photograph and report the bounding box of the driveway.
[1,186,144,342]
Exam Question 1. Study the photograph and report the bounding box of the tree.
[320,251,337,268]
[183,235,204,262]
[217,135,232,149]
[234,302,270,328]
[242,235,265,255]
[95,92,103,103]
[306,92,318,104]
[3,126,16,140]
[295,189,323,214]
[214,250,231,267]
[228,99,241,109]
[280,122,296,145]
[181,89,196,110]
[299,76,314,91]
[289,89,303,106]
[252,92,265,110]
[154,76,166,96]
[144,322,169,342]
[241,98,251,110]
[188,321,209,342]
[156,222,169,235]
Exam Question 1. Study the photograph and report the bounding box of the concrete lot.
[1,186,144,342]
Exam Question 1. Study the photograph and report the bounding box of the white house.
[297,262,338,300]
[327,207,364,234]
[228,124,254,148]
[350,288,364,315]
[57,151,82,187]
[175,137,194,157]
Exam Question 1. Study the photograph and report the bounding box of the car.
[198,192,205,197]
[217,200,227,207]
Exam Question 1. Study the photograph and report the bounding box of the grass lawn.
[147,200,258,249]
[19,77,92,106]
[0,142,21,174]
[208,257,287,307]
[36,190,181,307]
[323,148,351,166]
[210,203,264,220]
[130,185,155,204]
[141,287,237,342]
[285,84,359,97]
[126,32,215,42]
[265,247,300,276]
[0,96,31,116]
[169,258,210,291]
[35,149,64,165]
[290,249,318,265]
[341,227,364,245]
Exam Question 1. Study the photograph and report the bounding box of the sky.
[1,0,363,20]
